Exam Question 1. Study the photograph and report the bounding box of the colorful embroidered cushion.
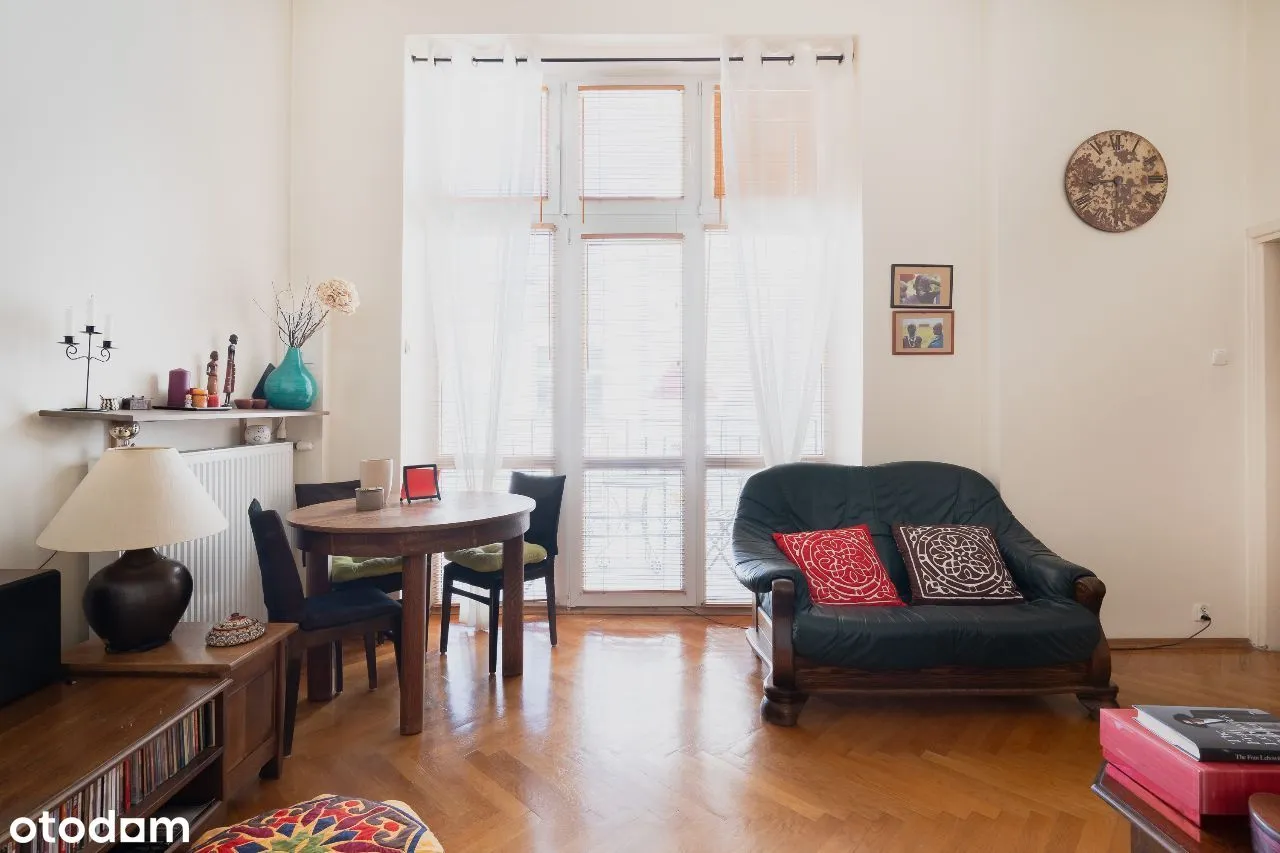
[444,541,548,573]
[893,524,1024,604]
[771,525,904,606]
[194,794,443,853]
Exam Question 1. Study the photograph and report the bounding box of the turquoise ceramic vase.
[263,346,317,410]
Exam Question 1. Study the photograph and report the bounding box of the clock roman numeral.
[1110,133,1124,151]
[1143,155,1158,170]
[1089,139,1105,156]
[1144,191,1160,204]
[1146,174,1166,184]
[1073,194,1093,208]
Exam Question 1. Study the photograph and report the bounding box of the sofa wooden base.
[748,577,1120,726]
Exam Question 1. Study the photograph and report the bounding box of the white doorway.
[1244,220,1280,648]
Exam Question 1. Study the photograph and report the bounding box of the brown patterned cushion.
[892,524,1023,604]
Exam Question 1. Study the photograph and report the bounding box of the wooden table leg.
[502,535,524,677]
[305,549,334,702]
[400,553,427,735]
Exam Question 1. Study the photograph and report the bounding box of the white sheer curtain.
[719,43,858,466]
[407,47,544,490]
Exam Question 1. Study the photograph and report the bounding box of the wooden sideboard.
[0,676,229,852]
[64,623,296,801]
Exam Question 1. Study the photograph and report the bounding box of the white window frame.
[433,65,829,608]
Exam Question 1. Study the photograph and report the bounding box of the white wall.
[990,0,1248,638]
[0,0,293,643]
[0,0,1246,639]
[293,0,1260,637]
[1248,0,1280,227]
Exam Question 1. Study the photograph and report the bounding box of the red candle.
[167,368,190,407]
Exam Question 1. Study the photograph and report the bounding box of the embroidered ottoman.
[195,794,444,852]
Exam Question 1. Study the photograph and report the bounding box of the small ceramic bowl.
[251,399,268,409]
[233,399,254,409]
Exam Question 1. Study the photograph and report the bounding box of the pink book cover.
[1100,708,1280,818]
[1104,763,1203,842]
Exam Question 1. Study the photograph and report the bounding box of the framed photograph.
[891,264,953,308]
[893,311,954,355]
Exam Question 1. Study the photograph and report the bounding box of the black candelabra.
[59,326,116,411]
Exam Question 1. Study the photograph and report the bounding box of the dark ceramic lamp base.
[82,548,193,652]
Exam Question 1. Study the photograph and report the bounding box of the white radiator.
[164,443,295,624]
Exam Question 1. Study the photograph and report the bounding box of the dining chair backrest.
[509,472,566,557]
[248,499,307,623]
[295,479,360,508]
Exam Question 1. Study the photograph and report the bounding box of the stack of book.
[1101,705,1280,839]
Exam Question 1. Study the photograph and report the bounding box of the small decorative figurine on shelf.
[206,350,219,396]
[223,334,238,398]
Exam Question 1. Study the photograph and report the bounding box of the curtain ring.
[787,55,795,65]
[471,56,479,66]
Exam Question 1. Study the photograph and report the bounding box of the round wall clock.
[1064,130,1168,232]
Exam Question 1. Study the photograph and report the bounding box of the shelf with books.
[0,678,228,853]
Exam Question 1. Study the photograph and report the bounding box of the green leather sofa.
[732,461,1118,726]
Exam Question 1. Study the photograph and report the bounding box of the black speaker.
[0,570,62,707]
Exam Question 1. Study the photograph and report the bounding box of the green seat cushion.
[330,555,404,583]
[444,541,548,573]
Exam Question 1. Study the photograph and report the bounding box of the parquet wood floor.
[231,615,1280,852]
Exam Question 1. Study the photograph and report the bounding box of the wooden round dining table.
[286,491,535,735]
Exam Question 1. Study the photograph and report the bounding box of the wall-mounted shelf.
[38,407,327,446]
[39,408,327,424]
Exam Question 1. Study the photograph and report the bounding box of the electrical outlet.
[1193,602,1211,621]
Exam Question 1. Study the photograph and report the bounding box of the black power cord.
[1119,615,1213,651]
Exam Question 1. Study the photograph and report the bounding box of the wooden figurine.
[223,334,238,397]
[206,350,219,396]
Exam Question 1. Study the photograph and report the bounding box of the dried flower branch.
[255,279,359,349]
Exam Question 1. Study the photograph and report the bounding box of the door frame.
[1243,217,1280,649]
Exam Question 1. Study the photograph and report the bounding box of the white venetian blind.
[580,86,685,199]
[582,236,685,592]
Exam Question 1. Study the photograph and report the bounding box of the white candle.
[63,307,72,336]
[105,314,113,339]
[86,295,95,328]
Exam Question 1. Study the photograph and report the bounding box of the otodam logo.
[9,812,190,846]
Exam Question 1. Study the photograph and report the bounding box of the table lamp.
[37,447,227,652]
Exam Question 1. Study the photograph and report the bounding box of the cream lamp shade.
[37,447,227,552]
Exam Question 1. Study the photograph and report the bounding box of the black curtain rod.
[410,54,847,65]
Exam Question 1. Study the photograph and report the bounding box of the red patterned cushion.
[772,525,904,606]
[195,794,443,853]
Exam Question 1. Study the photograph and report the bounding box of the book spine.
[1100,724,1203,820]
[1105,764,1203,842]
